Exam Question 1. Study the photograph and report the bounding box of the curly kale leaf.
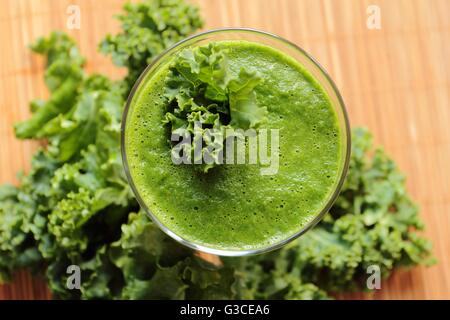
[0,150,59,282]
[162,44,267,172]
[99,0,203,91]
[14,32,85,139]
[228,68,267,129]
[226,251,330,300]
[1,32,135,288]
[0,185,42,282]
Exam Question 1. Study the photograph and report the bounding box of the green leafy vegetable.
[99,0,203,92]
[163,44,267,172]
[15,32,85,139]
[0,0,434,300]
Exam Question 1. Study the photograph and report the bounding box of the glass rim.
[121,27,352,257]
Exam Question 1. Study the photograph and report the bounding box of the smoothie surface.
[125,40,343,251]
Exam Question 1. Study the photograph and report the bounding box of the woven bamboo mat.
[1,0,449,300]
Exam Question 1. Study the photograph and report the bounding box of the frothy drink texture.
[124,40,344,252]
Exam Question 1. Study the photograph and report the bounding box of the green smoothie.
[124,40,344,252]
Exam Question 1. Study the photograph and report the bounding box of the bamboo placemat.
[1,0,449,300]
